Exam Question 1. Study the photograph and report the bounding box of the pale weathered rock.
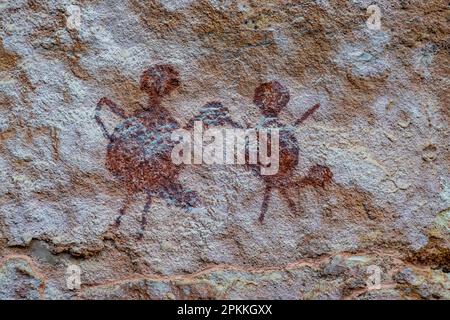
[0,0,448,299]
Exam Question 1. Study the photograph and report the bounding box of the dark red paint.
[251,81,333,222]
[95,64,198,239]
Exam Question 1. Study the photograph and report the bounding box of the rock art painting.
[249,81,332,222]
[0,0,449,302]
[95,64,199,238]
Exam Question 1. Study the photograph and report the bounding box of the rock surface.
[0,0,448,299]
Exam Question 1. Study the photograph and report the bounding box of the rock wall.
[0,0,448,299]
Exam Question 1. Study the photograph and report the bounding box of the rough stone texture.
[0,0,449,299]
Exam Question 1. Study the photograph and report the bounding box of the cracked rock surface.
[0,0,449,299]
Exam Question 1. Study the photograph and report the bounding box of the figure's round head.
[253,81,290,117]
[140,64,180,98]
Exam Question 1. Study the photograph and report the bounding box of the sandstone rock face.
[0,0,448,300]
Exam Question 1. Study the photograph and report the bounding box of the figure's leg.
[138,192,152,239]
[259,185,272,223]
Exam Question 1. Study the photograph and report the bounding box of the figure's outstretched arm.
[295,103,320,126]
[95,97,128,141]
